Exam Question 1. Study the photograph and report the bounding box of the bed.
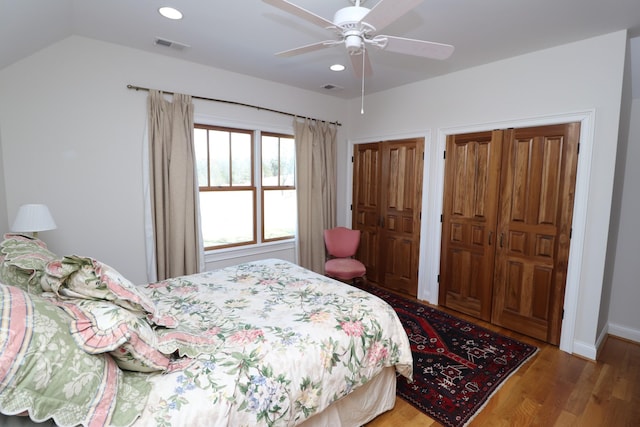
[0,234,413,426]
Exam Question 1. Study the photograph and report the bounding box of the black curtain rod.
[126,84,341,127]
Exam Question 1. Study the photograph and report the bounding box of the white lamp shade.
[11,204,57,233]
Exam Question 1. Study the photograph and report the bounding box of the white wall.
[0,133,8,235]
[608,98,640,342]
[342,31,628,359]
[0,35,347,285]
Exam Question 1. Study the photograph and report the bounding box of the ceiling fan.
[263,0,454,79]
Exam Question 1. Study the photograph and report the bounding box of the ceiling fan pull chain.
[361,50,366,114]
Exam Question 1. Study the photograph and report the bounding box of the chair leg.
[352,275,366,286]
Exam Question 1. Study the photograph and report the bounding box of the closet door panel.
[379,139,424,296]
[492,123,579,344]
[352,143,381,283]
[439,131,503,320]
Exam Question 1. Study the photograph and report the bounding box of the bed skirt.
[299,366,397,427]
[0,367,397,427]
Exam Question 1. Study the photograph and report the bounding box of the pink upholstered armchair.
[323,227,366,284]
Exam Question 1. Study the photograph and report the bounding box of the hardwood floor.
[364,288,640,427]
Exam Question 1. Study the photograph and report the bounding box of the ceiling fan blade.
[263,0,334,29]
[361,0,423,32]
[275,40,337,57]
[350,50,373,78]
[375,35,454,60]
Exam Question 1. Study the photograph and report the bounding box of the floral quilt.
[133,259,413,427]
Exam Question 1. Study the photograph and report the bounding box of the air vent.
[154,37,190,51]
[322,84,344,91]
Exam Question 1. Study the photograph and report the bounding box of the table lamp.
[11,204,57,238]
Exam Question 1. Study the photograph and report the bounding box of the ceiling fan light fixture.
[158,7,183,20]
[345,34,363,54]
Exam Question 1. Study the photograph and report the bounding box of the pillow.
[0,254,32,291]
[0,233,57,293]
[57,299,174,373]
[0,282,123,426]
[44,255,160,319]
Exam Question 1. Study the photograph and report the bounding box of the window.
[261,133,296,242]
[194,124,295,250]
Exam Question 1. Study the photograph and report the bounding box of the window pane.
[264,189,296,240]
[194,128,209,186]
[262,135,279,185]
[231,133,252,186]
[280,137,295,186]
[210,130,230,186]
[200,191,254,247]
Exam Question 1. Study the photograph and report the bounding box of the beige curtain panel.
[147,90,200,280]
[294,118,337,273]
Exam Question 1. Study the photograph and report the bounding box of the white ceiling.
[2,0,640,99]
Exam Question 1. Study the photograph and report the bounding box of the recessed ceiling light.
[330,64,346,72]
[159,7,183,20]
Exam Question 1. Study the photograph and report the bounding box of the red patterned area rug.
[357,283,538,427]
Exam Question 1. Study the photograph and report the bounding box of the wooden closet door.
[439,131,503,320]
[352,138,424,295]
[491,123,579,344]
[379,138,424,296]
[352,143,382,283]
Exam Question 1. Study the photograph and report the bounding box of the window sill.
[203,239,296,267]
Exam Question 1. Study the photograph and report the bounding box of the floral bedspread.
[134,259,413,427]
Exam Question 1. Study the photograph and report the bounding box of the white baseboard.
[572,340,598,360]
[572,322,639,361]
[572,323,609,361]
[608,322,640,343]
